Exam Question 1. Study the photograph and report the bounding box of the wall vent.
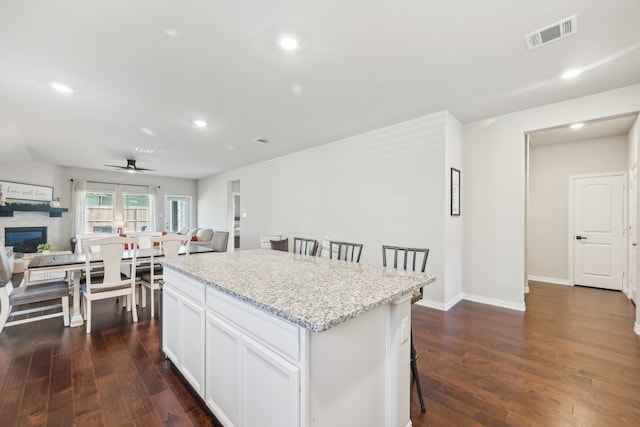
[524,15,577,50]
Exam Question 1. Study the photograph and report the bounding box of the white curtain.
[72,180,87,236]
[148,185,158,231]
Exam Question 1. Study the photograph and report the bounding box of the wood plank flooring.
[410,282,640,427]
[0,281,638,426]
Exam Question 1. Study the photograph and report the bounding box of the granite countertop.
[162,249,436,332]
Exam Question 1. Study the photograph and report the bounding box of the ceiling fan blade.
[105,159,155,172]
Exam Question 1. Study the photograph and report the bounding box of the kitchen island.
[161,249,435,427]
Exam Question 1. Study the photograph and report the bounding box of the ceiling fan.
[104,159,155,173]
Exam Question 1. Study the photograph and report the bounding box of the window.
[123,194,151,232]
[85,192,115,233]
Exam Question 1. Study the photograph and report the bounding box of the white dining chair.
[81,236,138,334]
[139,234,188,318]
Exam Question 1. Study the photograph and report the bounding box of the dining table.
[25,244,216,327]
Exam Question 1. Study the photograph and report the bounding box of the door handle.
[576,236,588,240]
[633,242,637,247]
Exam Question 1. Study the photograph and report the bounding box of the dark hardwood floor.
[1,281,638,426]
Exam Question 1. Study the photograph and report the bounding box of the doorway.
[526,114,637,289]
[164,195,192,232]
[227,180,240,250]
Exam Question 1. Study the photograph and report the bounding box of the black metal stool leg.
[410,328,426,412]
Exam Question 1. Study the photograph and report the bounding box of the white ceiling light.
[139,127,156,136]
[135,147,154,153]
[570,122,584,129]
[193,119,208,128]
[50,82,74,93]
[561,68,582,79]
[292,83,303,95]
[278,34,299,51]
[164,28,178,37]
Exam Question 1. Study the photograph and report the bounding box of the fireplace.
[4,226,47,253]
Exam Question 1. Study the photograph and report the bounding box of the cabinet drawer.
[206,286,301,363]
[164,268,205,302]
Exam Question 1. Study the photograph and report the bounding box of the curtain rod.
[70,179,159,189]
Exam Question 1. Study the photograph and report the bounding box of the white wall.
[528,136,627,283]
[199,111,463,306]
[444,112,463,306]
[464,83,640,310]
[0,161,197,250]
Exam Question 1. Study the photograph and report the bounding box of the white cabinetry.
[205,286,301,427]
[162,266,412,427]
[162,271,205,398]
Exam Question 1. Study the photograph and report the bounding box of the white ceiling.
[1,0,640,179]
[528,114,638,146]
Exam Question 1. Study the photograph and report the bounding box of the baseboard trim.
[462,293,526,312]
[528,275,572,286]
[417,298,447,311]
[419,293,525,312]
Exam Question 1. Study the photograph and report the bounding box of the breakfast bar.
[161,249,435,427]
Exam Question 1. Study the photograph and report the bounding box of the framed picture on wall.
[451,168,460,216]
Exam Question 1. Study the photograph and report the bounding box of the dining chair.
[328,240,363,263]
[139,234,187,318]
[382,244,430,412]
[211,231,230,252]
[0,246,70,333]
[81,236,139,334]
[293,237,318,256]
[260,234,282,249]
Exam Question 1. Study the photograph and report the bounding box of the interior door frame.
[628,165,638,300]
[567,171,627,286]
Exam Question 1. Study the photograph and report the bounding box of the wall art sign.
[0,180,54,203]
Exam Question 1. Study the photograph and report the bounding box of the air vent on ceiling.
[254,137,270,144]
[524,14,577,50]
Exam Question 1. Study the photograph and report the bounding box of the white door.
[164,195,192,232]
[630,167,637,302]
[573,174,625,290]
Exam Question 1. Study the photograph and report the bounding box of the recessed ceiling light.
[254,137,271,144]
[278,34,299,51]
[135,147,154,153]
[291,83,303,95]
[193,119,208,128]
[139,127,156,136]
[570,122,584,130]
[50,82,74,93]
[164,28,178,37]
[561,68,582,79]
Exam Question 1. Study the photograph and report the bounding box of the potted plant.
[37,243,55,255]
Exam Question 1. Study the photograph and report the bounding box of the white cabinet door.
[206,312,242,426]
[162,284,181,365]
[241,335,300,427]
[180,295,205,397]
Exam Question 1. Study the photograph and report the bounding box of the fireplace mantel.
[0,206,68,218]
